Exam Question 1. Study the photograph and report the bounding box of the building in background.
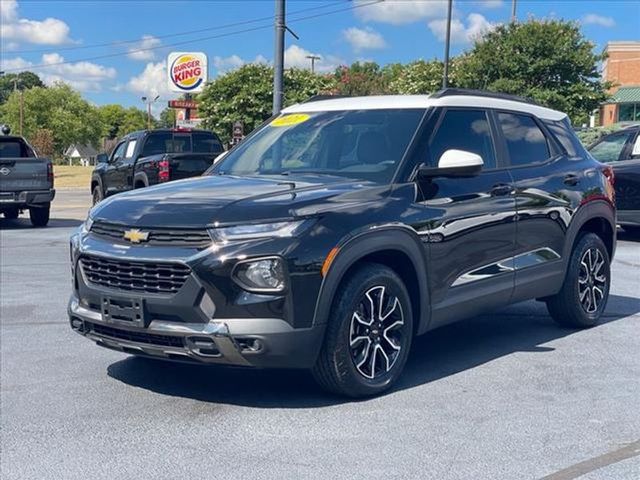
[64,144,98,166]
[600,41,640,126]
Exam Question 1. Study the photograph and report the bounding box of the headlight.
[80,215,94,235]
[232,257,286,292]
[209,220,308,242]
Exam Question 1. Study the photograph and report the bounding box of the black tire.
[312,263,414,397]
[29,203,50,227]
[546,233,610,328]
[3,208,19,219]
[92,185,104,205]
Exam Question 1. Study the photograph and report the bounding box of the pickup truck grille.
[90,220,211,247]
[79,255,190,294]
[88,322,185,348]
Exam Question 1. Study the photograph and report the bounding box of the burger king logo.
[167,52,208,93]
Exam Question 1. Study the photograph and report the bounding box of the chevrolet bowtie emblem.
[123,228,149,243]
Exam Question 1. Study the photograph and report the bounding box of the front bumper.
[68,293,325,369]
[0,189,55,207]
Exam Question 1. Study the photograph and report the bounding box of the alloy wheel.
[578,248,607,314]
[349,285,405,380]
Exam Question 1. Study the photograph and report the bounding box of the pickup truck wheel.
[3,208,19,219]
[92,186,104,205]
[312,263,413,397]
[546,233,610,328]
[29,203,50,227]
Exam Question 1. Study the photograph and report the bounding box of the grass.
[53,165,93,189]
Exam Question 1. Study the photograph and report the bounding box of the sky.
[0,0,639,114]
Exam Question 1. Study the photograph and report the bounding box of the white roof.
[282,94,567,121]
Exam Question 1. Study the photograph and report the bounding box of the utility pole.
[12,79,23,136]
[306,55,321,73]
[273,0,285,115]
[142,95,160,130]
[442,0,453,89]
[511,0,517,23]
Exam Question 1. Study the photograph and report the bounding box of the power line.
[1,0,383,73]
[5,1,346,55]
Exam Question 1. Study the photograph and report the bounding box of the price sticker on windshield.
[270,114,310,127]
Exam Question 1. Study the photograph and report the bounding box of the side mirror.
[96,153,108,164]
[418,149,484,178]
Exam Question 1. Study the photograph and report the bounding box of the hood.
[91,174,390,228]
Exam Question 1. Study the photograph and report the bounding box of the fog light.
[233,257,285,292]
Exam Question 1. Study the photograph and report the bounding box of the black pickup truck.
[0,125,55,226]
[91,129,224,204]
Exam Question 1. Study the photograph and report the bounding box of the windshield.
[215,108,425,183]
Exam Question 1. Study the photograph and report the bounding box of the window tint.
[0,141,23,158]
[430,109,496,169]
[544,119,586,157]
[498,112,550,166]
[193,133,223,153]
[141,133,172,157]
[110,141,127,161]
[589,132,633,163]
[172,134,191,153]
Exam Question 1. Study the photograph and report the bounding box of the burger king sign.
[167,52,208,93]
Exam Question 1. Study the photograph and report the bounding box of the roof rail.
[303,94,349,103]
[431,88,540,106]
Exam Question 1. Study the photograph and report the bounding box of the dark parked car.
[587,124,640,233]
[0,125,54,226]
[69,90,616,397]
[91,129,224,204]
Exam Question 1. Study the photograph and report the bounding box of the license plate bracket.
[101,296,145,327]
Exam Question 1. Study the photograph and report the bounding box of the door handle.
[491,184,513,196]
[564,174,580,186]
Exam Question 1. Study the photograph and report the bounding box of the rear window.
[498,112,550,166]
[543,118,586,157]
[0,139,34,158]
[140,132,222,157]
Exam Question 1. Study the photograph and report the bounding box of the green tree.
[158,107,176,128]
[97,104,149,139]
[0,71,45,104]
[389,60,444,94]
[199,64,335,144]
[333,62,391,96]
[0,83,101,156]
[458,19,609,124]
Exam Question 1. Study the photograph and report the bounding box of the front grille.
[88,322,184,348]
[90,220,211,247]
[80,255,190,294]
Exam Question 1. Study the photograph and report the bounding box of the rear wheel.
[3,208,19,219]
[312,263,413,397]
[92,185,104,205]
[29,203,50,227]
[546,233,610,328]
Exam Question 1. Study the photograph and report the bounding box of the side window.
[630,134,640,159]
[124,140,137,159]
[589,132,633,163]
[110,141,127,161]
[430,109,496,169]
[544,119,586,157]
[498,112,550,166]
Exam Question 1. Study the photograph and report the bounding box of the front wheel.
[312,263,413,397]
[546,233,610,328]
[29,203,50,227]
[92,185,104,205]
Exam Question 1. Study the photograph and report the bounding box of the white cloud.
[481,0,503,8]
[343,27,386,53]
[127,35,162,61]
[428,13,494,44]
[354,0,447,25]
[0,0,72,45]
[212,54,268,73]
[0,53,116,92]
[127,62,171,98]
[284,45,343,73]
[582,14,615,28]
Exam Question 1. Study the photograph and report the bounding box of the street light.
[141,95,160,130]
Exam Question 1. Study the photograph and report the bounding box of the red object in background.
[168,100,198,109]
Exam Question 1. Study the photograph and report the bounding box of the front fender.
[312,225,431,334]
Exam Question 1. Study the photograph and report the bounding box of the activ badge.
[167,52,208,93]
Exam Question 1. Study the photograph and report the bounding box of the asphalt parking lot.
[1,189,639,480]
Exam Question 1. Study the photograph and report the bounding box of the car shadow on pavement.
[0,218,82,229]
[107,294,639,408]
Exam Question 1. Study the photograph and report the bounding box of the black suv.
[69,90,616,397]
[587,124,640,233]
